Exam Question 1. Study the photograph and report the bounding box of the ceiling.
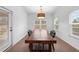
[24,6,57,14]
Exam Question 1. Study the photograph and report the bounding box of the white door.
[0,7,12,51]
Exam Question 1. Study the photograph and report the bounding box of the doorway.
[0,7,12,51]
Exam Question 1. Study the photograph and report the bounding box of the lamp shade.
[37,13,45,17]
[37,6,45,20]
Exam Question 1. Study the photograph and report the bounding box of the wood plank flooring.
[6,36,78,52]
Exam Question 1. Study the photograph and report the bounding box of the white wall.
[45,14,55,31]
[27,13,54,31]
[6,6,28,45]
[54,6,79,50]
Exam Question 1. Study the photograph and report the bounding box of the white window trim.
[70,23,79,39]
[69,9,79,40]
[70,34,79,39]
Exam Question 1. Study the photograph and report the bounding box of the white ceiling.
[24,6,57,14]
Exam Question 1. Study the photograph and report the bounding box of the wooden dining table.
[25,33,57,52]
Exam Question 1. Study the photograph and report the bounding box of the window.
[0,8,9,40]
[69,9,79,38]
[72,19,79,36]
[35,20,47,29]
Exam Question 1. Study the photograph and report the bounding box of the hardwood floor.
[6,36,78,52]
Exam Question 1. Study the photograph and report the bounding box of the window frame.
[69,10,79,39]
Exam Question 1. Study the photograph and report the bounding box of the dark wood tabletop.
[25,33,57,52]
[25,34,57,44]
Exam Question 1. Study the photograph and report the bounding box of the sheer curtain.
[33,29,47,40]
[33,29,40,39]
[41,29,47,39]
[33,29,48,50]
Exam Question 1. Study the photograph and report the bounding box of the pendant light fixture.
[37,6,45,20]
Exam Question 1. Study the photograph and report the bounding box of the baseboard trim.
[56,36,79,51]
[0,42,11,52]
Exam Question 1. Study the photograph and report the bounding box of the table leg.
[49,44,52,52]
[29,43,33,51]
[52,44,55,52]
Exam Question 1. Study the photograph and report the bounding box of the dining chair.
[50,30,56,38]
